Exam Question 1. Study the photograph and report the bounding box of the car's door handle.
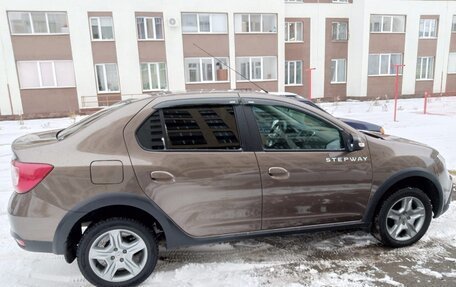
[268,167,290,180]
[150,171,175,183]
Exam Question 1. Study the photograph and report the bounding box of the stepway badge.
[326,156,369,163]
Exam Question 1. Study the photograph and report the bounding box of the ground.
[0,96,455,286]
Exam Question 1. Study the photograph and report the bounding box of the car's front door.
[246,102,372,229]
[125,102,262,237]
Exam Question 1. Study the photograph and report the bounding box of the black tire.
[77,217,158,287]
[372,187,432,248]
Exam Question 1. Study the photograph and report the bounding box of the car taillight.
[11,160,53,194]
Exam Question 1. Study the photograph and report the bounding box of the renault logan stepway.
[8,92,453,286]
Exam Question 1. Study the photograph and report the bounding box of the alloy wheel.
[386,196,426,241]
[88,229,148,282]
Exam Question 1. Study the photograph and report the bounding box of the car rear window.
[57,100,133,140]
[137,105,241,150]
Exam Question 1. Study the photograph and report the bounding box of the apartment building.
[0,0,455,117]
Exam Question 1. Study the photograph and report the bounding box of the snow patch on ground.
[146,263,270,286]
[414,267,444,279]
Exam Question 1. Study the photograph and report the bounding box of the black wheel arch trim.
[362,168,444,224]
[53,192,368,255]
[52,192,190,254]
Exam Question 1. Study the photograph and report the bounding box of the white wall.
[1,0,456,115]
[0,3,22,115]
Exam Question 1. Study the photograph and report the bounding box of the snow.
[0,97,455,286]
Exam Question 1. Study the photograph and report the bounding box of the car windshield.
[300,100,327,113]
[56,100,133,140]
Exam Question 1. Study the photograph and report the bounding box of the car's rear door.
[124,97,262,237]
[243,99,373,229]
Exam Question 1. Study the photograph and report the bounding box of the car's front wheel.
[373,187,432,247]
[77,217,158,287]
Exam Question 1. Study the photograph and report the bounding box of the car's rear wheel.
[77,218,158,287]
[372,187,432,247]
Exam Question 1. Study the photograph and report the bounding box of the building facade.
[0,0,456,117]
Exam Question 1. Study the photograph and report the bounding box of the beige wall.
[367,33,405,98]
[186,82,231,91]
[450,33,456,51]
[11,35,73,60]
[369,34,405,54]
[135,12,167,63]
[183,34,229,57]
[324,18,348,100]
[367,76,402,99]
[235,32,278,91]
[447,32,456,95]
[235,34,278,56]
[97,93,121,106]
[236,81,278,92]
[87,12,119,107]
[182,33,230,91]
[284,18,310,97]
[10,33,79,115]
[415,15,438,95]
[20,88,78,116]
[91,41,117,63]
[304,0,353,3]
[88,12,117,64]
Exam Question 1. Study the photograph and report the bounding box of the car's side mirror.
[342,132,365,152]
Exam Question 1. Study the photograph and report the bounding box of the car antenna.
[192,43,269,93]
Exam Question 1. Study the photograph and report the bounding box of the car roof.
[149,91,338,121]
[148,91,306,101]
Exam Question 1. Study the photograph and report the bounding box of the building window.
[370,15,406,33]
[184,58,229,83]
[236,57,277,81]
[136,17,163,40]
[419,19,437,38]
[285,22,303,42]
[17,60,75,89]
[182,13,227,33]
[235,14,277,33]
[332,22,348,40]
[90,17,114,40]
[452,16,456,32]
[141,63,167,91]
[416,57,434,80]
[448,53,456,73]
[331,59,346,83]
[368,54,403,76]
[8,11,69,34]
[95,64,120,93]
[285,61,302,85]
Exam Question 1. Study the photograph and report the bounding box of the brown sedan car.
[8,92,453,286]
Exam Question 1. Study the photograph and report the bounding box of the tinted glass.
[251,105,343,150]
[136,111,165,150]
[137,105,241,150]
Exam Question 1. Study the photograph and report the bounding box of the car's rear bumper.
[8,190,66,254]
[10,231,53,253]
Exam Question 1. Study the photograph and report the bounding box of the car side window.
[137,105,241,150]
[136,111,165,150]
[251,105,344,151]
